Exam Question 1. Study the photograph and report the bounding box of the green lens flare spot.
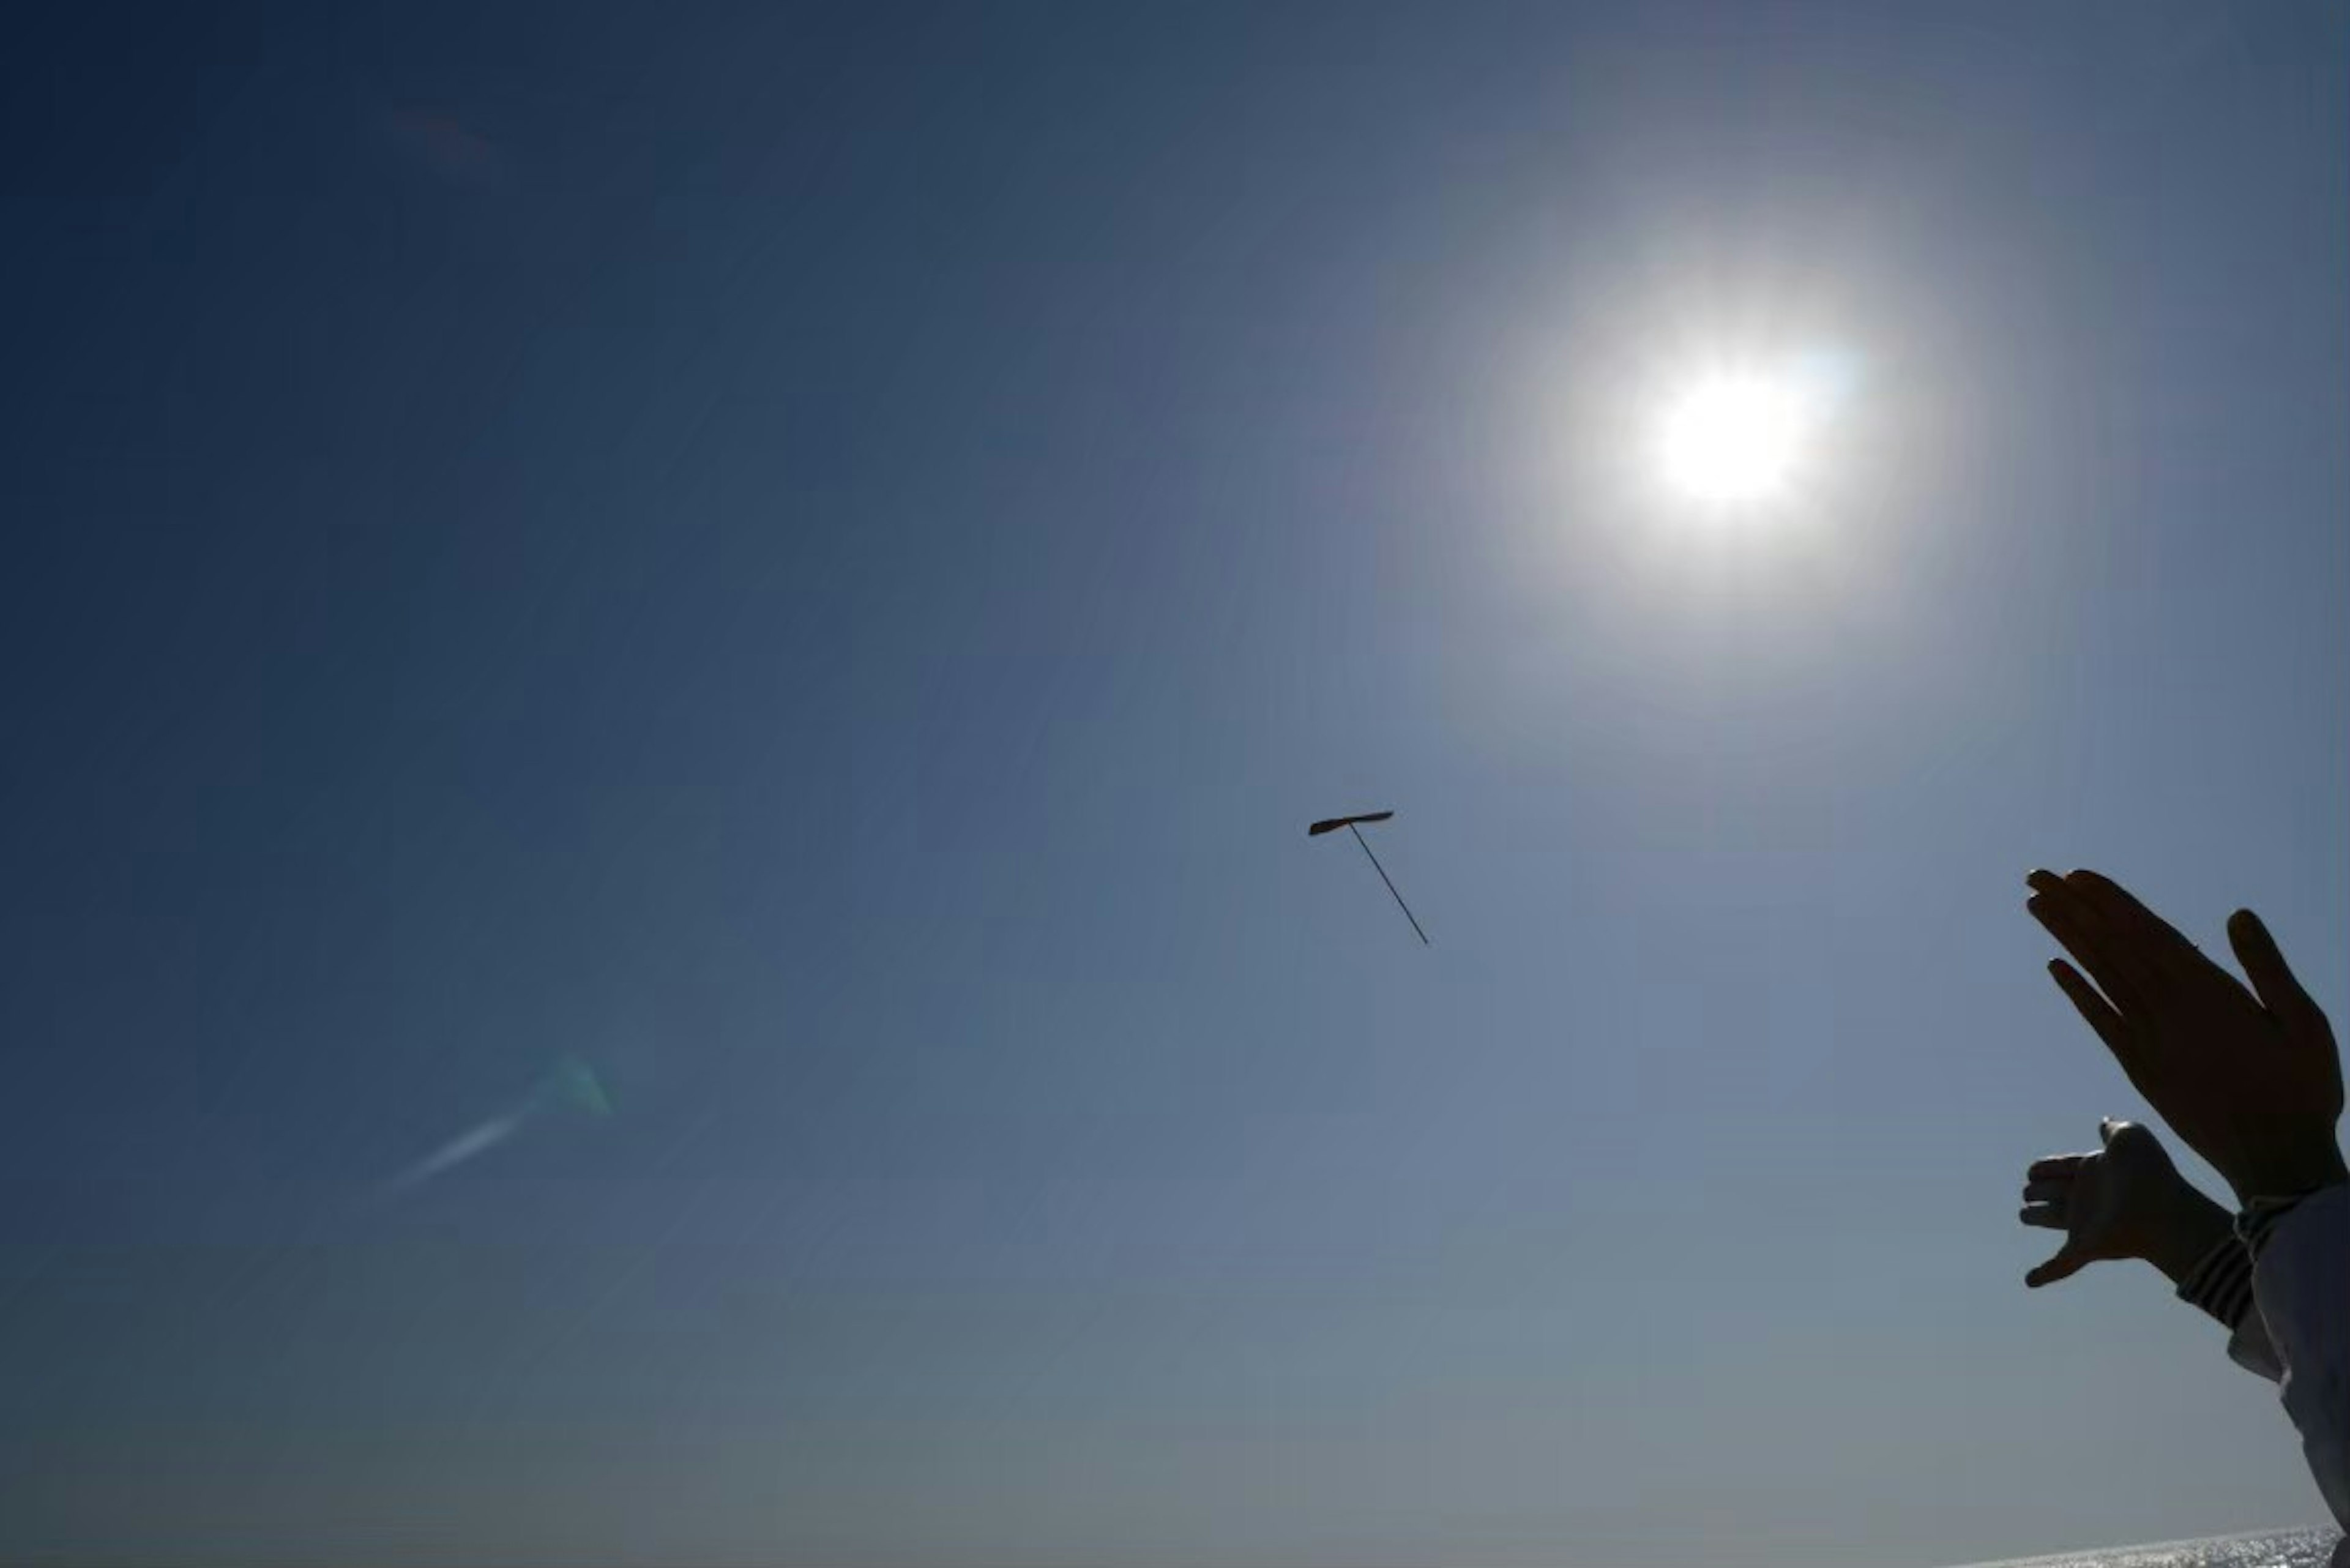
[548,1055,613,1118]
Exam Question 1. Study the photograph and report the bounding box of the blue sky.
[3,4,2345,1566]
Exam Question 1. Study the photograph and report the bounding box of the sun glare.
[1655,370,1817,507]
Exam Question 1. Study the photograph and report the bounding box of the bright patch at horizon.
[1655,368,1822,506]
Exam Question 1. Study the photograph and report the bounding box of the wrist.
[2142,1186,2237,1286]
[2225,1141,2348,1209]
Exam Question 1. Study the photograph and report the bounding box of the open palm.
[2026,870,2346,1204]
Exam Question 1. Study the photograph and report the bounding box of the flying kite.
[1308,809,1428,944]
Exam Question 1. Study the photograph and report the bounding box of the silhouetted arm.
[2024,870,2345,1536]
[2018,1118,2281,1376]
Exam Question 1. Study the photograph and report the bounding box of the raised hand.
[2021,1119,2231,1289]
[2026,869,2346,1204]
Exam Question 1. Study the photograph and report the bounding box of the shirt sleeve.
[2247,1183,2350,1533]
[2176,1234,2283,1382]
[2225,1310,2284,1384]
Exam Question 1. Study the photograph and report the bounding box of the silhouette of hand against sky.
[2020,1119,2231,1289]
[2027,870,2347,1204]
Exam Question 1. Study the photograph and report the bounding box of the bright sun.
[1655,371,1816,506]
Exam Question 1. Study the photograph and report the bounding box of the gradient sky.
[4,5,2346,1566]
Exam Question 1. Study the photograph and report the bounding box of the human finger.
[2026,1247,2087,1287]
[2038,870,2169,994]
[2026,1153,2087,1182]
[2046,958,2138,1069]
[2021,1178,2070,1206]
[2067,871,2200,963]
[2029,889,2146,1014]
[2229,909,2327,1034]
[2029,879,2154,1008]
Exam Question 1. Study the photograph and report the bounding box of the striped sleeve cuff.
[2236,1193,2312,1262]
[2176,1234,2256,1331]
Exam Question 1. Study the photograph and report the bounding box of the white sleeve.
[2225,1309,2282,1384]
[2249,1184,2350,1533]
[2180,1233,2285,1383]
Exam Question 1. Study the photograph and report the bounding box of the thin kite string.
[1350,823,1431,945]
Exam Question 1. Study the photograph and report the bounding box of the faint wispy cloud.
[379,1056,612,1198]
[382,1109,529,1194]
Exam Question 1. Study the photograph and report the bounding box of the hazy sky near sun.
[3,5,2346,1566]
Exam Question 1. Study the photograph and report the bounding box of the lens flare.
[1655,371,1815,504]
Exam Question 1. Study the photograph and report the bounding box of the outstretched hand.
[2026,869,2345,1204]
[2020,1119,2228,1288]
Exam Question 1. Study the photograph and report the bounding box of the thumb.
[2229,910,2324,1031]
[2026,1247,2088,1290]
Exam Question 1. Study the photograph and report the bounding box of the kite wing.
[1307,810,1395,837]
